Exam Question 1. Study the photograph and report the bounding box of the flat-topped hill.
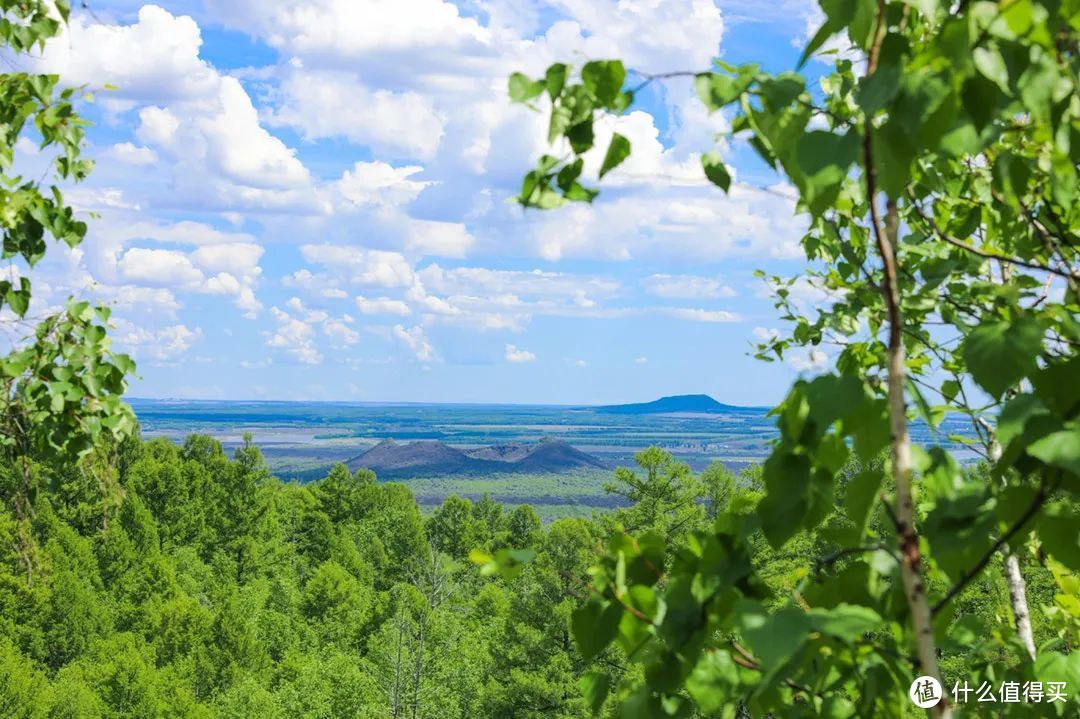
[595,394,745,414]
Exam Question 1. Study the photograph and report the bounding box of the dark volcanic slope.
[595,394,743,414]
[516,438,606,471]
[465,443,532,462]
[350,439,473,473]
[347,438,604,477]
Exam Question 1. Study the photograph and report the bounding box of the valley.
[130,394,976,518]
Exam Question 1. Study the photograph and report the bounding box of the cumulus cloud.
[336,162,431,208]
[119,248,205,287]
[355,296,412,316]
[37,5,219,102]
[406,220,475,258]
[394,324,435,361]
[527,182,805,262]
[265,304,323,364]
[505,344,536,363]
[271,70,446,160]
[106,142,158,166]
[265,295,358,360]
[42,6,315,210]
[300,245,415,287]
[115,321,203,362]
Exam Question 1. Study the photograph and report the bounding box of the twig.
[931,478,1055,616]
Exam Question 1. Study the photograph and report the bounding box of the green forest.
[2,0,1080,717]
[0,436,1074,718]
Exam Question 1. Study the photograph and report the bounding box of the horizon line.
[125,395,769,410]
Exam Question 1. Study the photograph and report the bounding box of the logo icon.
[910,676,943,708]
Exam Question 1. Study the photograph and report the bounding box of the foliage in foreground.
[509,0,1080,716]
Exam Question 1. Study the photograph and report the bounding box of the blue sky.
[15,0,834,405]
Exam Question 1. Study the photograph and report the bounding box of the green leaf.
[599,133,631,179]
[845,467,883,539]
[5,277,31,317]
[567,120,595,153]
[701,152,731,192]
[572,599,622,661]
[579,671,610,716]
[923,489,996,579]
[581,60,626,107]
[734,601,810,677]
[961,316,1043,398]
[508,72,545,103]
[686,651,739,713]
[795,131,859,217]
[545,63,568,99]
[695,72,753,111]
[1040,505,1080,570]
[857,64,902,115]
[973,47,1010,92]
[799,20,838,68]
[1032,357,1080,418]
[807,603,882,641]
[1034,651,1080,704]
[1028,427,1080,477]
[759,450,811,547]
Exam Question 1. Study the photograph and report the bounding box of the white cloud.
[753,326,781,341]
[635,356,649,364]
[505,343,536,363]
[195,78,311,189]
[115,321,203,361]
[527,182,804,262]
[336,162,431,208]
[119,248,204,287]
[190,242,264,278]
[355,296,412,316]
[271,71,446,160]
[46,6,314,203]
[106,142,158,166]
[406,220,474,258]
[789,348,829,373]
[664,308,740,323]
[136,106,181,145]
[644,274,736,299]
[266,305,323,365]
[97,285,182,317]
[394,324,435,361]
[38,5,219,102]
[323,317,360,346]
[418,264,619,299]
[204,0,490,65]
[301,245,415,287]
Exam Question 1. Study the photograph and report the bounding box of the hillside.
[347,437,605,477]
[595,394,744,414]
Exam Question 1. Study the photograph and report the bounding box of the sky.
[9,0,834,406]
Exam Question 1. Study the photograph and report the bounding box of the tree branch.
[865,3,948,714]
[906,194,1078,281]
[815,544,898,573]
[629,70,700,94]
[931,479,1054,616]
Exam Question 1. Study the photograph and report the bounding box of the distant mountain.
[346,437,604,477]
[595,394,744,414]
